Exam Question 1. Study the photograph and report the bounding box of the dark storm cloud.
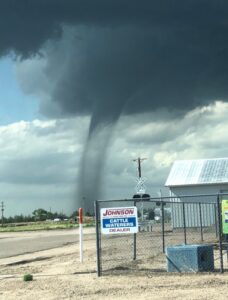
[2,0,228,209]
[2,0,222,57]
[51,24,228,122]
[2,0,228,119]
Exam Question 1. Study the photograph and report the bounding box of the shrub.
[23,274,33,281]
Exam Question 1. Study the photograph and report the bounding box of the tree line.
[2,208,93,223]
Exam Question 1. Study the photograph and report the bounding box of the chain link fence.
[95,194,227,276]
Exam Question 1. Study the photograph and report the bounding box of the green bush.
[23,274,33,281]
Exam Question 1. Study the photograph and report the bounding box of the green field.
[0,221,95,232]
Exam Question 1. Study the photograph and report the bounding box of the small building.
[165,158,228,227]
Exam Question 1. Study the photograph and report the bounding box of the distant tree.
[147,209,155,220]
[70,210,79,218]
[32,208,48,221]
[5,216,14,223]
[45,211,53,220]
[4,215,33,223]
[85,211,93,217]
[59,212,67,220]
[50,212,58,219]
[13,214,25,223]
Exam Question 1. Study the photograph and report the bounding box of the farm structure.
[165,158,228,228]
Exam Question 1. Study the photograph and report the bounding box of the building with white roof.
[166,158,228,189]
[165,158,228,227]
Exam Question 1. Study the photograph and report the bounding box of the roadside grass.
[0,221,95,232]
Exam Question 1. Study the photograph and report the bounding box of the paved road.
[0,228,95,259]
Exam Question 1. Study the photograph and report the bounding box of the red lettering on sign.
[103,208,134,217]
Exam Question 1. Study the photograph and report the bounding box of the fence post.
[182,202,187,244]
[133,199,137,260]
[95,200,101,277]
[216,194,224,273]
[161,201,165,253]
[199,203,203,242]
[79,208,84,263]
[225,234,228,263]
[214,203,218,238]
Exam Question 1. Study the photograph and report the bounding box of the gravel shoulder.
[0,229,228,299]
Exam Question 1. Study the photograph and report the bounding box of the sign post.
[100,207,138,234]
[79,208,83,262]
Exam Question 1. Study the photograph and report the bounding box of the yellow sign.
[222,200,228,234]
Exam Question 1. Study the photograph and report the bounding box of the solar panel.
[165,158,228,186]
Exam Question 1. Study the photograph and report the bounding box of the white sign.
[100,207,138,234]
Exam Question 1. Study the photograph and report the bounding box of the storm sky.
[1,1,228,213]
[2,0,228,117]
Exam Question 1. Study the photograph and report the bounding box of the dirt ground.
[1,229,228,300]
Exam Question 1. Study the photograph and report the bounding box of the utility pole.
[133,157,147,178]
[133,157,147,221]
[1,201,4,227]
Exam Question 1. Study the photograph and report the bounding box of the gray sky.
[1,101,228,216]
[1,1,228,214]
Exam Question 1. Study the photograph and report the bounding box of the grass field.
[0,220,95,232]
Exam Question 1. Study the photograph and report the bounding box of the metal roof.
[165,158,228,187]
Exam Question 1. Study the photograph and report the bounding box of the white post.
[79,208,83,263]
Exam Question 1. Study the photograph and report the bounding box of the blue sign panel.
[102,217,137,228]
